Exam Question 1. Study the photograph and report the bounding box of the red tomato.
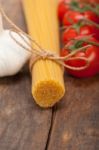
[63,10,99,26]
[62,25,99,44]
[63,11,84,26]
[58,0,70,22]
[62,28,78,44]
[61,48,69,56]
[80,25,99,40]
[82,37,98,47]
[84,11,99,24]
[61,45,99,78]
[80,25,95,35]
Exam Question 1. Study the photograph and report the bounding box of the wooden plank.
[48,75,99,150]
[0,1,99,150]
[0,0,52,150]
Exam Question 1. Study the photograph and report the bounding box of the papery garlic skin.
[0,30,31,77]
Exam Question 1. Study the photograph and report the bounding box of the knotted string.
[0,5,90,72]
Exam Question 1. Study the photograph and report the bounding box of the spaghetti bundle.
[23,0,65,107]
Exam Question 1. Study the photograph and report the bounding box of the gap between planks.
[45,105,57,150]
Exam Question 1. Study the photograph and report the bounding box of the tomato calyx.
[69,21,86,33]
[58,1,99,78]
[61,45,99,77]
[61,44,91,71]
[64,1,99,16]
[62,18,99,35]
[71,35,99,47]
[61,35,99,77]
[62,1,99,27]
[83,4,99,16]
[84,18,99,29]
[68,40,85,51]
[63,35,92,50]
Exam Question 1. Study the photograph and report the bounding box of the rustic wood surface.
[0,0,99,150]
[0,1,52,150]
[48,76,99,150]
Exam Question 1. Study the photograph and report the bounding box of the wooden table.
[0,0,99,150]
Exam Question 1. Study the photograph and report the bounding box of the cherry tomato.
[63,10,99,26]
[82,37,98,46]
[62,25,99,44]
[80,25,95,35]
[80,25,99,40]
[84,11,99,24]
[61,48,69,56]
[63,10,84,26]
[58,0,71,22]
[61,45,99,78]
[62,28,77,44]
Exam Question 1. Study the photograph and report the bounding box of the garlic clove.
[0,30,31,77]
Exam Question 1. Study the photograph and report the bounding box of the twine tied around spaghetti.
[0,5,91,72]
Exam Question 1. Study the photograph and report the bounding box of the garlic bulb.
[0,14,31,77]
[0,30,31,77]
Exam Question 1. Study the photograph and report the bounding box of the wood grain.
[0,0,52,150]
[48,75,99,150]
[0,0,99,150]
